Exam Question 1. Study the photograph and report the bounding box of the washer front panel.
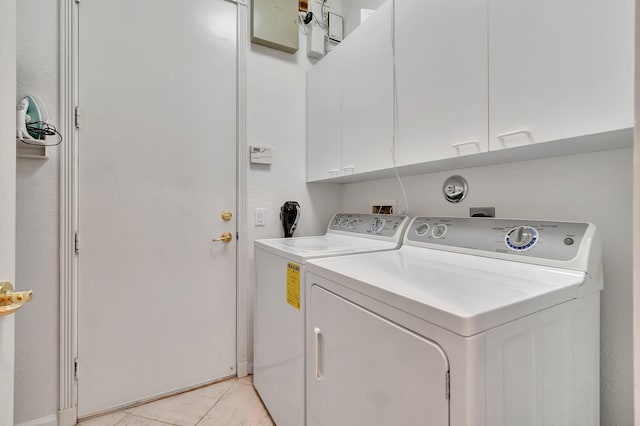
[406,217,588,261]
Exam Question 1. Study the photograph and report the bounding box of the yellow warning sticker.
[286,262,301,310]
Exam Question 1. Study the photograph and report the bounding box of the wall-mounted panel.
[251,0,299,53]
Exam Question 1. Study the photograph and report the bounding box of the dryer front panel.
[308,285,450,426]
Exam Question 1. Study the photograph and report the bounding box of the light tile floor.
[78,376,274,426]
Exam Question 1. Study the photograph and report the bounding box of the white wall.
[339,0,386,37]
[245,5,342,369]
[0,0,17,425]
[341,147,633,425]
[15,0,60,424]
[633,0,639,422]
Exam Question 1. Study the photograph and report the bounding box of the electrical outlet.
[470,207,495,218]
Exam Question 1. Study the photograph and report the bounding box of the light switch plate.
[255,208,266,226]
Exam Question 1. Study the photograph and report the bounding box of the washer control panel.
[406,217,589,261]
[329,214,407,237]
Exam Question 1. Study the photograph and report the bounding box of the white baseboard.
[57,407,76,426]
[237,361,249,377]
[16,414,58,426]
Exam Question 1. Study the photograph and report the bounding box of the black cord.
[19,121,62,146]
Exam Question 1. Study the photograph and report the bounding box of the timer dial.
[505,226,538,251]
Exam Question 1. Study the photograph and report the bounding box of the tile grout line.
[112,413,130,426]
[128,412,180,426]
[112,412,178,426]
[194,381,238,425]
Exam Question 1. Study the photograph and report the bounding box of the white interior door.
[0,0,16,423]
[78,0,237,416]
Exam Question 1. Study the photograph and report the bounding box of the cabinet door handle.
[314,327,323,380]
[327,169,340,177]
[452,140,481,155]
[496,129,534,146]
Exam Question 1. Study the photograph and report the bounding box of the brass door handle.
[0,282,33,316]
[212,232,233,243]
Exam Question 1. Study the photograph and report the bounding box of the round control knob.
[340,218,349,228]
[332,217,341,226]
[505,226,538,251]
[431,224,447,238]
[348,219,357,229]
[415,223,430,236]
[370,217,386,234]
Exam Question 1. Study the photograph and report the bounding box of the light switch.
[255,208,266,226]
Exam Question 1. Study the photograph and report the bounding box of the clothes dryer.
[306,217,602,426]
[254,213,409,426]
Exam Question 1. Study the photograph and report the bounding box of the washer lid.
[306,246,589,336]
[254,233,399,263]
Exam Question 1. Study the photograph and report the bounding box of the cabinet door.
[308,285,449,426]
[395,0,488,164]
[306,45,343,182]
[340,1,394,176]
[489,0,634,150]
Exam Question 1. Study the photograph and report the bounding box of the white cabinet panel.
[308,285,449,426]
[489,0,634,150]
[395,0,488,164]
[306,46,343,181]
[340,1,394,175]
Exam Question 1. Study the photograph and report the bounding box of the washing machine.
[254,213,410,426]
[305,217,602,426]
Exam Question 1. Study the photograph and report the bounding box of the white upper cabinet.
[306,44,343,182]
[306,0,634,183]
[340,1,394,176]
[395,0,488,164]
[488,0,635,150]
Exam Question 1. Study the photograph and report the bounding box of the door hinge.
[74,358,79,381]
[445,371,450,400]
[236,231,239,239]
[74,106,81,129]
[75,0,80,5]
[74,232,79,254]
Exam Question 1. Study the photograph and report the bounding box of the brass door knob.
[0,282,33,316]
[221,210,233,221]
[212,232,233,243]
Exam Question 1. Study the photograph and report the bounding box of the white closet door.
[307,46,343,182]
[308,285,450,426]
[78,0,237,416]
[489,0,634,150]
[340,1,394,176]
[395,0,488,164]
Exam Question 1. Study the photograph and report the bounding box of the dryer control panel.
[328,214,408,238]
[406,217,589,261]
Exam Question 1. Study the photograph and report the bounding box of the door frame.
[57,1,250,424]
